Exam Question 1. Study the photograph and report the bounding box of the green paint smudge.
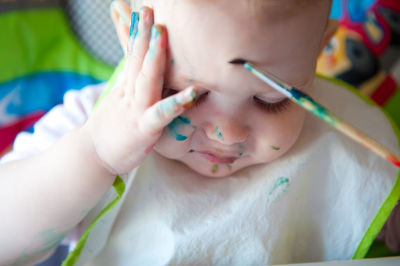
[270,145,280,151]
[211,164,219,174]
[269,177,290,202]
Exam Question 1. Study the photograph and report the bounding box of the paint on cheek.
[269,177,290,202]
[270,145,281,151]
[214,126,224,141]
[211,164,219,174]
[167,115,191,141]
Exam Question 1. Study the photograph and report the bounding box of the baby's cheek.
[255,108,306,162]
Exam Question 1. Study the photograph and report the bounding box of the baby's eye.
[193,91,209,107]
[253,96,291,114]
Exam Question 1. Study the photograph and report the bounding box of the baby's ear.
[110,0,132,56]
[319,19,339,55]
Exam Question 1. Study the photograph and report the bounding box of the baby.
[1,0,399,265]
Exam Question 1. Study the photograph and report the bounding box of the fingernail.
[110,0,130,26]
[130,12,139,38]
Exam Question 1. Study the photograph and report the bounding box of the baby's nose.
[204,119,248,145]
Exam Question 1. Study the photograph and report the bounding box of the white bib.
[73,78,400,265]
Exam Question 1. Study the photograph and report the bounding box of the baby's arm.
[0,7,196,265]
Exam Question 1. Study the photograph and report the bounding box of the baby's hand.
[85,7,196,175]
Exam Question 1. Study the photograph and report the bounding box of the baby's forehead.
[150,0,331,24]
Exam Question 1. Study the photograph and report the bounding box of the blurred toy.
[317,0,400,106]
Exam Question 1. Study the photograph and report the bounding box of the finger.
[110,0,132,55]
[138,86,198,135]
[125,6,154,97]
[134,24,168,107]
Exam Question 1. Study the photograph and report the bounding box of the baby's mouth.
[190,149,239,164]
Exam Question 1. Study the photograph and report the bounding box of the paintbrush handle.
[243,62,400,167]
[291,88,400,168]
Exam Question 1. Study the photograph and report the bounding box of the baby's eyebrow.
[228,58,247,65]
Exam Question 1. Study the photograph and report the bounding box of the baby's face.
[149,0,331,177]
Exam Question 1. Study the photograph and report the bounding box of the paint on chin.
[168,115,191,141]
[211,164,219,174]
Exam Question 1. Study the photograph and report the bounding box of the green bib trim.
[61,175,126,266]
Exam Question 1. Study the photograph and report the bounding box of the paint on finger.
[158,87,197,118]
[128,12,139,54]
[129,12,140,38]
[147,25,163,60]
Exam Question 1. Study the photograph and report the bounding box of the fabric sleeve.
[0,83,105,164]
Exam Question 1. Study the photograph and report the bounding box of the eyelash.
[162,87,291,114]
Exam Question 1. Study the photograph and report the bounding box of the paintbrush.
[230,59,400,168]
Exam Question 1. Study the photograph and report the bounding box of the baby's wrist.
[77,125,118,178]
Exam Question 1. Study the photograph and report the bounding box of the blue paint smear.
[0,71,102,125]
[167,115,191,141]
[269,177,290,202]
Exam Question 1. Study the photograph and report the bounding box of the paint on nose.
[214,126,224,141]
